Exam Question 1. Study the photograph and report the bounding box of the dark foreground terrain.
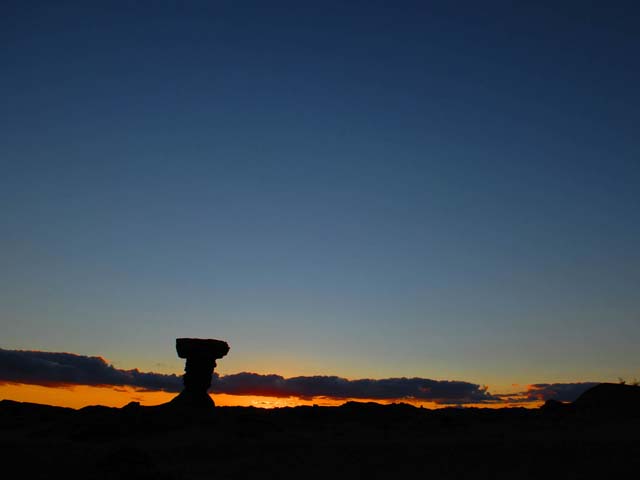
[1,383,639,479]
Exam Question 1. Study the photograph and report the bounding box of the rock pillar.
[169,338,229,409]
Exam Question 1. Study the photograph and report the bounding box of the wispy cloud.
[493,382,601,404]
[523,383,600,402]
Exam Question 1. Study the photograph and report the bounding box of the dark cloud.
[211,372,498,404]
[0,348,498,404]
[524,383,600,402]
[0,348,182,392]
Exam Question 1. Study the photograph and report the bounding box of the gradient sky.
[2,1,639,401]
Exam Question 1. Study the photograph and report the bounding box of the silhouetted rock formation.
[169,338,229,409]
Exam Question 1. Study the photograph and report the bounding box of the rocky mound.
[573,383,640,416]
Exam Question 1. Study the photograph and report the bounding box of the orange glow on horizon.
[0,383,542,409]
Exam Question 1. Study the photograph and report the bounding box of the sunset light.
[2,1,638,478]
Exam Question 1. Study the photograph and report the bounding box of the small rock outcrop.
[540,398,572,414]
[169,338,229,409]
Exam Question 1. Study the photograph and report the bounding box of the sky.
[1,1,639,408]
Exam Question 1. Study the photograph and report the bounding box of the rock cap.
[176,338,230,360]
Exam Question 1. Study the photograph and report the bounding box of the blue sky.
[2,1,639,391]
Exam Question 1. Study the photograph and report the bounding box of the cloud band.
[0,348,599,404]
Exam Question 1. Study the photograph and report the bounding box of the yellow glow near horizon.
[0,383,175,408]
[0,383,542,409]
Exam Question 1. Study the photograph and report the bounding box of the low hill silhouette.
[574,382,640,414]
[1,383,639,479]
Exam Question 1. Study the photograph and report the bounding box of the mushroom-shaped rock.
[170,338,229,409]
